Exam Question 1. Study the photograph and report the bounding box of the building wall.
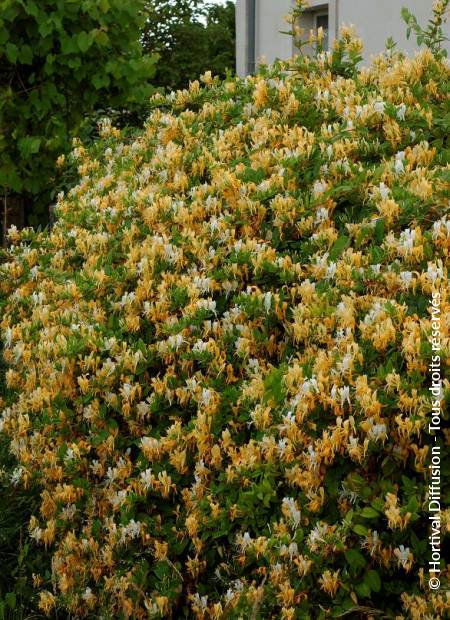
[236,0,450,76]
[255,0,294,66]
[339,0,450,62]
[236,0,294,76]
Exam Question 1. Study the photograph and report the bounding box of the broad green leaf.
[329,235,350,261]
[360,507,380,519]
[5,42,18,63]
[17,136,41,156]
[353,524,368,536]
[355,581,371,598]
[77,31,92,52]
[24,1,39,17]
[365,570,381,593]
[345,549,367,571]
[5,593,16,611]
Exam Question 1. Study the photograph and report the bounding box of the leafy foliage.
[142,0,235,92]
[0,0,157,229]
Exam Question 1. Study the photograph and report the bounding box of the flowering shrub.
[1,30,450,620]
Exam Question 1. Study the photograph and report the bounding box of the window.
[315,13,329,51]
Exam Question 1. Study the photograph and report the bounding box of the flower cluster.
[1,34,449,620]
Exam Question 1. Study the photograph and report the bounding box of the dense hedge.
[1,31,449,619]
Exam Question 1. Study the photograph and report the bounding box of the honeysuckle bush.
[1,27,450,620]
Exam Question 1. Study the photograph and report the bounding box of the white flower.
[136,401,150,418]
[10,466,23,486]
[102,337,116,351]
[282,497,301,529]
[315,207,329,223]
[192,340,209,354]
[395,545,411,568]
[111,490,127,509]
[4,328,13,348]
[397,103,406,121]
[192,593,208,610]
[288,542,299,560]
[240,531,252,550]
[339,385,351,406]
[378,182,390,200]
[64,448,75,463]
[426,263,443,282]
[326,262,337,279]
[200,388,213,406]
[394,151,405,174]
[368,423,387,442]
[308,522,327,549]
[60,504,77,520]
[167,334,184,350]
[140,468,154,491]
[400,229,416,250]
[247,358,260,373]
[313,180,326,197]
[277,438,289,456]
[399,271,413,289]
[126,519,141,539]
[307,445,318,468]
[361,530,380,556]
[263,292,272,313]
[373,101,385,114]
[82,587,94,603]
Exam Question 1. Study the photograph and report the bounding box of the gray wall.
[339,0,450,62]
[236,0,294,77]
[236,0,450,76]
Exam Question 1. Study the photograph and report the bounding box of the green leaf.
[39,20,54,38]
[5,43,18,63]
[406,496,419,513]
[353,524,368,536]
[355,581,371,598]
[5,593,16,611]
[92,73,110,89]
[17,136,41,156]
[365,570,381,593]
[154,561,170,580]
[19,44,33,64]
[24,1,39,17]
[60,35,77,55]
[77,31,92,52]
[374,218,385,243]
[0,27,9,45]
[401,8,411,23]
[329,235,350,261]
[360,507,379,519]
[345,549,367,571]
[94,29,110,46]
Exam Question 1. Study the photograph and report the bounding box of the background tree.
[0,0,157,243]
[142,0,236,92]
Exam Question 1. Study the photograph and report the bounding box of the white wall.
[339,0,450,62]
[255,0,294,66]
[236,0,450,76]
[236,0,294,75]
